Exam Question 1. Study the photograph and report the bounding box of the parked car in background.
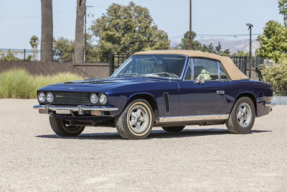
[33,50,275,139]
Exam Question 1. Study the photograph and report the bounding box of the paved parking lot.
[0,99,286,191]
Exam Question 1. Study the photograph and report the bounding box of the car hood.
[38,77,174,93]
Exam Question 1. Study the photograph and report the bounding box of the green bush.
[260,61,287,95]
[0,69,82,99]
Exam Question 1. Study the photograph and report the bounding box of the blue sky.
[0,0,283,49]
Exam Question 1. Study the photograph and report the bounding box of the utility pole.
[84,6,94,62]
[246,23,253,79]
[189,0,192,50]
[84,7,86,62]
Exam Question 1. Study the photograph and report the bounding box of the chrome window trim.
[159,114,229,123]
[191,58,194,80]
[217,61,221,81]
[183,58,193,81]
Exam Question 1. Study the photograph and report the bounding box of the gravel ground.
[0,99,286,192]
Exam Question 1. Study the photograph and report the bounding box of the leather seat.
[152,60,166,73]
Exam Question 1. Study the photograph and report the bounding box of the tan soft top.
[133,50,248,81]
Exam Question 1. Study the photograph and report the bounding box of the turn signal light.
[39,109,45,114]
[91,110,101,116]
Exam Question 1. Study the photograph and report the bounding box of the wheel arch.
[231,92,257,116]
[126,93,159,117]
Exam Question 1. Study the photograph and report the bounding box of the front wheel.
[49,116,85,137]
[226,97,255,134]
[116,99,154,140]
[162,126,185,132]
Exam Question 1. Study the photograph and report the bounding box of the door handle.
[217,90,225,95]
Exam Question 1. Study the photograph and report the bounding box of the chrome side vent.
[163,93,170,114]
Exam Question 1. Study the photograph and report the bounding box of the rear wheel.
[226,97,255,134]
[49,116,85,137]
[116,99,154,140]
[162,126,185,132]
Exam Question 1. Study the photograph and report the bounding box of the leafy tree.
[256,20,287,63]
[40,0,53,62]
[30,36,39,48]
[221,49,231,56]
[215,42,222,55]
[279,0,287,25]
[178,31,216,53]
[232,50,249,57]
[90,2,170,53]
[207,43,216,54]
[53,35,97,62]
[30,35,39,61]
[0,50,22,61]
[178,31,198,50]
[53,37,74,62]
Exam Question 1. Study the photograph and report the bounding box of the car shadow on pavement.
[147,129,271,139]
[36,129,271,140]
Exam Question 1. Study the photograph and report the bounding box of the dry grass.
[0,68,82,98]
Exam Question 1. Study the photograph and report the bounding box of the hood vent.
[163,93,170,114]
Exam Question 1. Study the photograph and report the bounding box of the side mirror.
[195,75,205,84]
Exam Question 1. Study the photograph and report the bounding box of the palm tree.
[30,35,39,61]
[40,0,53,62]
[74,0,86,63]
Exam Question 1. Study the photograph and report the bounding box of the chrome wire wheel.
[128,105,150,134]
[237,102,252,128]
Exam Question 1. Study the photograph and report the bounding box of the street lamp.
[246,23,253,78]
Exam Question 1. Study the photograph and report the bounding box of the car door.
[179,58,230,116]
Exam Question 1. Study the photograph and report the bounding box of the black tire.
[49,116,85,137]
[226,97,255,134]
[162,126,185,132]
[116,99,154,140]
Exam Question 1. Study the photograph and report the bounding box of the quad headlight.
[38,92,46,103]
[99,94,108,105]
[46,92,54,103]
[90,93,99,104]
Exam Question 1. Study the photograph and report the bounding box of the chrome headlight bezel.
[99,93,108,105]
[90,93,99,104]
[46,92,54,103]
[38,92,46,103]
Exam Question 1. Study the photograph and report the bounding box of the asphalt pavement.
[0,99,286,191]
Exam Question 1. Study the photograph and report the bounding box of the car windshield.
[111,55,187,79]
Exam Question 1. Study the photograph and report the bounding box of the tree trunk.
[40,0,53,62]
[74,0,86,63]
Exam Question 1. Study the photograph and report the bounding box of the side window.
[219,63,230,80]
[193,58,219,80]
[184,59,192,80]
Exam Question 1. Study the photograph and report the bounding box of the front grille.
[54,92,90,105]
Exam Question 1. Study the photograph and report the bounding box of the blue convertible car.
[33,50,275,139]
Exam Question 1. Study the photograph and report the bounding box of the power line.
[169,33,262,39]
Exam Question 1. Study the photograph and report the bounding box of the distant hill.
[197,39,259,55]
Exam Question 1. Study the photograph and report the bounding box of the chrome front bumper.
[33,105,118,115]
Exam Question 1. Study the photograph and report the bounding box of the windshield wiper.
[147,72,179,78]
[118,73,139,77]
